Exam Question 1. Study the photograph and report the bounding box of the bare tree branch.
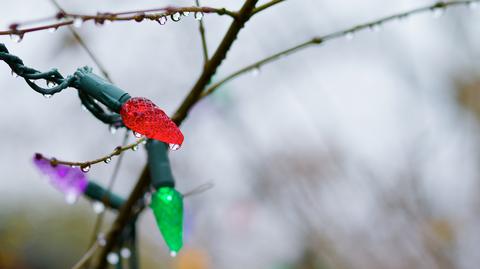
[0,6,237,37]
[202,0,478,98]
[252,0,286,15]
[195,0,210,63]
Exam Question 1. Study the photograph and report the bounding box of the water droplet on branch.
[369,23,382,32]
[344,31,354,40]
[97,233,107,246]
[120,248,131,258]
[73,18,83,28]
[107,252,119,265]
[171,12,181,22]
[431,7,445,18]
[158,16,167,25]
[80,164,91,173]
[10,34,23,43]
[65,192,77,205]
[194,12,204,20]
[104,157,112,164]
[92,201,105,214]
[252,67,260,77]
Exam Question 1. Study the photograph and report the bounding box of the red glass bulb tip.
[120,97,184,147]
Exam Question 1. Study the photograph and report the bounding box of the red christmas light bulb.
[120,97,184,148]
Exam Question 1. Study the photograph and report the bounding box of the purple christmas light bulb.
[33,153,88,204]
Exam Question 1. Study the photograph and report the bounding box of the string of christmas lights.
[1,0,478,267]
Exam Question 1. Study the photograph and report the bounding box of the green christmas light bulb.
[150,186,184,256]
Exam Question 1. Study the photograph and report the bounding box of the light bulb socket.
[146,139,175,189]
[73,66,131,112]
[85,181,125,210]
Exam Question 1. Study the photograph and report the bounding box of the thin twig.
[48,0,113,84]
[195,0,209,63]
[0,6,237,36]
[84,130,130,268]
[201,40,314,97]
[252,0,286,15]
[202,0,479,97]
[67,28,112,82]
[94,167,150,269]
[71,242,99,269]
[40,137,146,171]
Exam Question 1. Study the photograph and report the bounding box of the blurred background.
[1,0,480,268]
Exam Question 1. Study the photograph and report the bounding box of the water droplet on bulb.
[169,144,180,151]
[107,252,119,265]
[133,131,142,138]
[432,7,445,18]
[104,157,112,164]
[120,248,131,258]
[170,251,177,257]
[73,18,83,28]
[194,12,204,20]
[92,201,105,214]
[109,125,117,134]
[158,16,167,25]
[80,164,91,173]
[171,12,181,22]
[65,192,77,205]
[43,94,52,99]
[344,31,354,40]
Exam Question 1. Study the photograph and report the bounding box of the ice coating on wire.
[33,154,88,202]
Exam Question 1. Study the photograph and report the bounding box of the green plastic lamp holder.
[85,181,125,210]
[0,45,128,125]
[146,140,175,189]
[72,67,131,113]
